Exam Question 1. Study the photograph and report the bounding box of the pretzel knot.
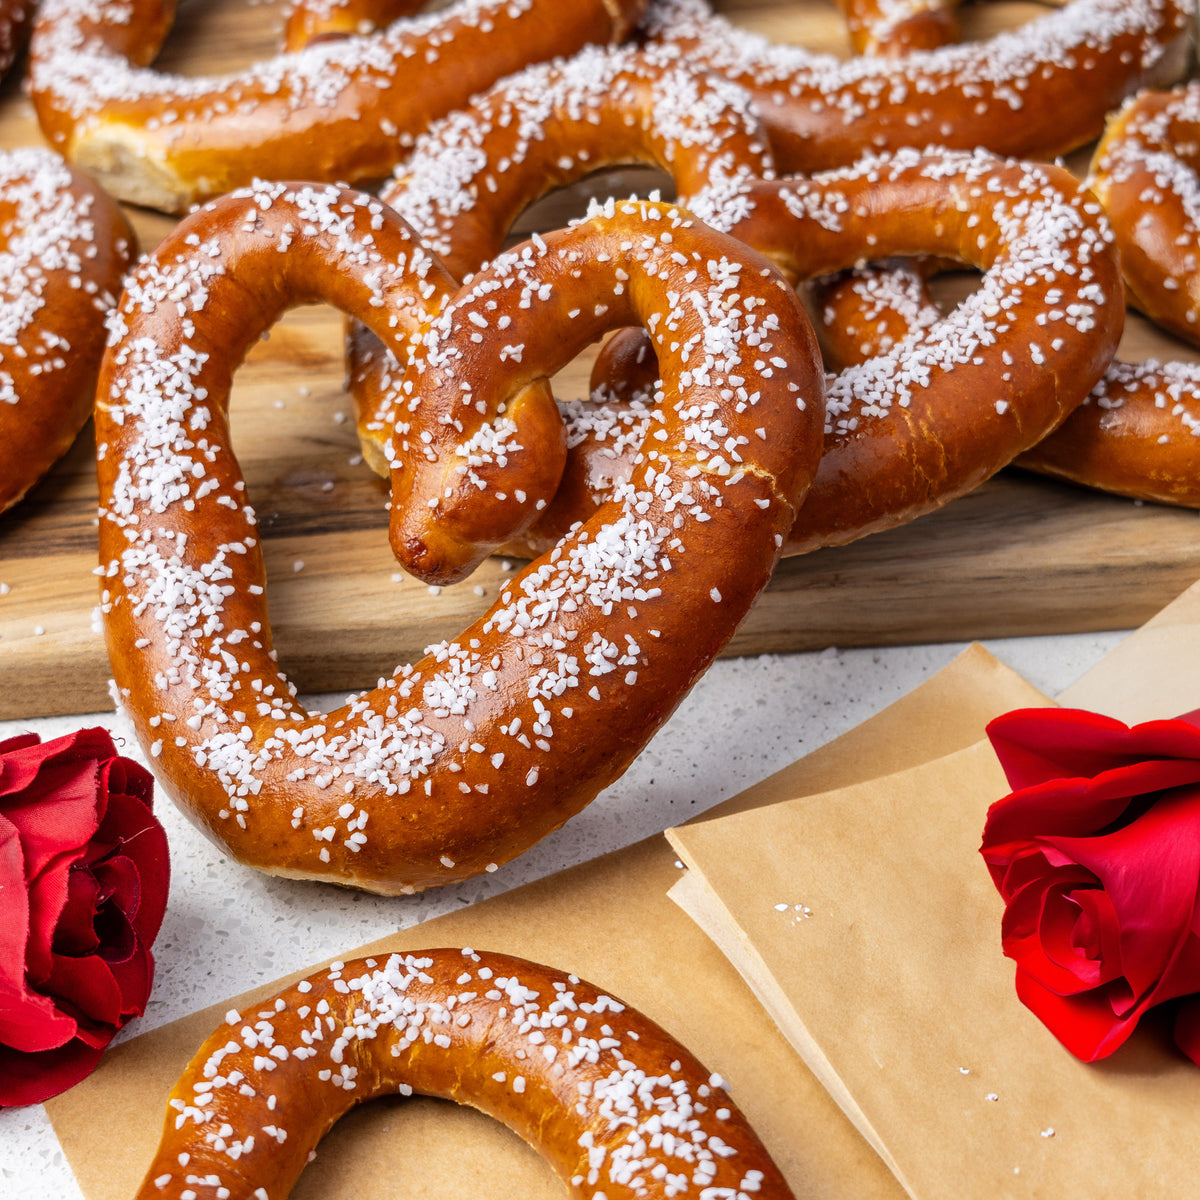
[95,183,824,895]
[547,149,1124,556]
[28,0,649,213]
[133,949,793,1200]
[346,39,775,478]
[0,147,134,516]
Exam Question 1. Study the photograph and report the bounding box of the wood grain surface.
[1,0,1198,719]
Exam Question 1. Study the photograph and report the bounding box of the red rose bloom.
[982,706,1200,1064]
[0,728,169,1105]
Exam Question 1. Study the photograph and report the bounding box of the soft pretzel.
[833,0,960,56]
[281,0,424,49]
[1089,81,1200,345]
[134,948,794,1200]
[641,0,1192,172]
[27,0,649,214]
[95,183,824,895]
[814,261,1200,507]
[343,40,774,477]
[530,149,1124,556]
[0,148,134,516]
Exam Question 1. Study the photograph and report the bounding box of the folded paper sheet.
[667,579,1200,1199]
[45,644,1047,1200]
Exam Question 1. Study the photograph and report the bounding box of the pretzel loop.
[643,0,1193,171]
[565,150,1125,556]
[1090,81,1200,345]
[346,41,775,482]
[815,259,1200,507]
[134,949,794,1200]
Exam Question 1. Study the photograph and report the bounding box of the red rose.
[0,728,169,1105]
[981,706,1200,1064]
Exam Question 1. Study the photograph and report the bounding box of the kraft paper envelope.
[667,583,1200,1199]
[45,643,1047,1200]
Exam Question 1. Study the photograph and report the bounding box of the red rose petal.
[42,950,125,1036]
[1071,887,1126,988]
[0,732,41,763]
[0,1035,106,1108]
[1043,790,1200,1003]
[86,856,139,963]
[987,709,1200,792]
[93,787,169,944]
[0,974,81,1054]
[1013,968,1143,1061]
[982,759,1200,854]
[101,934,153,1021]
[53,865,104,958]
[1003,878,1113,998]
[0,816,30,994]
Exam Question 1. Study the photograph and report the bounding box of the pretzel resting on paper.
[94,182,824,895]
[28,0,649,213]
[0,147,134,516]
[133,948,796,1200]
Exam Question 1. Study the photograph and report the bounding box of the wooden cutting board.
[1,0,1199,720]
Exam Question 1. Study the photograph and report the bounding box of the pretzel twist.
[538,150,1124,556]
[28,0,649,214]
[1089,81,1200,345]
[642,0,1193,172]
[0,148,135,516]
[134,948,793,1200]
[95,184,824,895]
[815,261,1200,507]
[342,41,774,478]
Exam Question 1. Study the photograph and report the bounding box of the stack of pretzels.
[6,0,1200,1194]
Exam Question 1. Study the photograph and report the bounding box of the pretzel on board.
[641,0,1193,172]
[27,0,649,213]
[94,183,825,895]
[0,148,134,516]
[1089,81,1200,346]
[815,260,1200,507]
[338,40,776,478]
[532,150,1124,556]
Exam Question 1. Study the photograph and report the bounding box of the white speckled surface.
[0,631,1127,1198]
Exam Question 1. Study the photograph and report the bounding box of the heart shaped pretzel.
[95,183,824,895]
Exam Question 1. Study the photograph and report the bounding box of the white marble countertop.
[0,629,1129,1197]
